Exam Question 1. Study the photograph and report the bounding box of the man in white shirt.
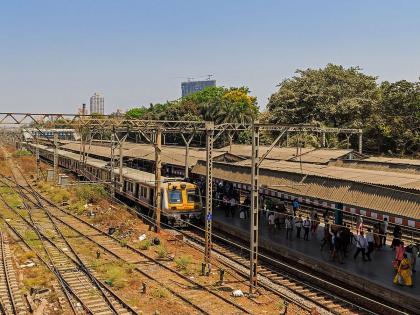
[303,217,311,241]
[366,228,374,261]
[354,231,368,262]
[268,213,275,232]
[230,197,236,217]
[285,216,292,240]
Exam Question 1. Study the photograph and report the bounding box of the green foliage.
[155,244,168,259]
[374,80,420,155]
[174,255,193,273]
[151,287,169,298]
[266,64,420,156]
[0,187,23,209]
[13,150,32,157]
[267,64,379,128]
[93,262,132,289]
[138,239,152,250]
[125,86,258,124]
[125,107,149,119]
[75,184,108,204]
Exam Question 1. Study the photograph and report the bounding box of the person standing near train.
[292,198,300,217]
[303,216,311,241]
[295,214,303,239]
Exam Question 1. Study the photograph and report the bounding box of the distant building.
[90,93,104,115]
[181,79,216,97]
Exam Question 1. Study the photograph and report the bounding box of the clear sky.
[0,0,419,114]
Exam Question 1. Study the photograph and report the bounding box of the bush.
[51,189,71,204]
[75,184,108,204]
[138,239,152,250]
[14,150,32,157]
[151,287,168,298]
[68,200,86,215]
[174,255,192,273]
[155,244,168,259]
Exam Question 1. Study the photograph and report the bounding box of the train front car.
[162,181,202,227]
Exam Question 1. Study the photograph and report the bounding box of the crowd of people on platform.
[209,181,418,288]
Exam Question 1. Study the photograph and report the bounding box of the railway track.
[0,231,26,315]
[1,168,265,315]
[180,228,407,315]
[0,183,138,315]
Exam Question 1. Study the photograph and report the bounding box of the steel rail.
[0,232,17,315]
[24,186,254,315]
[1,176,216,315]
[0,176,92,315]
[6,168,138,315]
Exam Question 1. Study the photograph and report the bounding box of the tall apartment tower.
[90,93,104,115]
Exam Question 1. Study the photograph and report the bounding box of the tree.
[375,80,420,155]
[125,107,149,119]
[267,64,380,129]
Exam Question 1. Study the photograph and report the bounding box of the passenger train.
[26,143,202,227]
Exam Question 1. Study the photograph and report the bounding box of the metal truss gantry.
[0,112,363,293]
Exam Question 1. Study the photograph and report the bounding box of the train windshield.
[169,189,182,204]
[187,188,201,203]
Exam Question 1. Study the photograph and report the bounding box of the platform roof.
[364,156,420,167]
[219,145,358,164]
[192,161,420,220]
[233,159,420,191]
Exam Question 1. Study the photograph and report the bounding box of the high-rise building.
[181,79,216,97]
[90,93,104,115]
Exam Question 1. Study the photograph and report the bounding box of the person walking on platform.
[292,198,300,217]
[285,216,292,240]
[394,242,405,268]
[268,212,275,232]
[366,228,374,261]
[311,213,319,235]
[242,196,250,219]
[354,231,368,262]
[320,220,332,251]
[223,195,229,217]
[391,225,402,249]
[331,231,343,264]
[410,243,418,273]
[380,217,388,247]
[303,216,311,241]
[394,254,413,287]
[356,216,364,235]
[229,196,237,217]
[295,215,303,239]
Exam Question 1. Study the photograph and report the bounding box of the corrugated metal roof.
[365,157,420,166]
[233,159,420,191]
[191,161,420,220]
[288,148,355,164]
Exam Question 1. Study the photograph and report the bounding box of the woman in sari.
[394,254,413,287]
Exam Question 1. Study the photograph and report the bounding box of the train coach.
[26,143,203,227]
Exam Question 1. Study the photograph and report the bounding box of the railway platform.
[212,209,420,313]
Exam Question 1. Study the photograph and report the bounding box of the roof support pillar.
[358,130,363,154]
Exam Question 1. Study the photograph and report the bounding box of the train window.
[168,190,182,204]
[187,189,200,203]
